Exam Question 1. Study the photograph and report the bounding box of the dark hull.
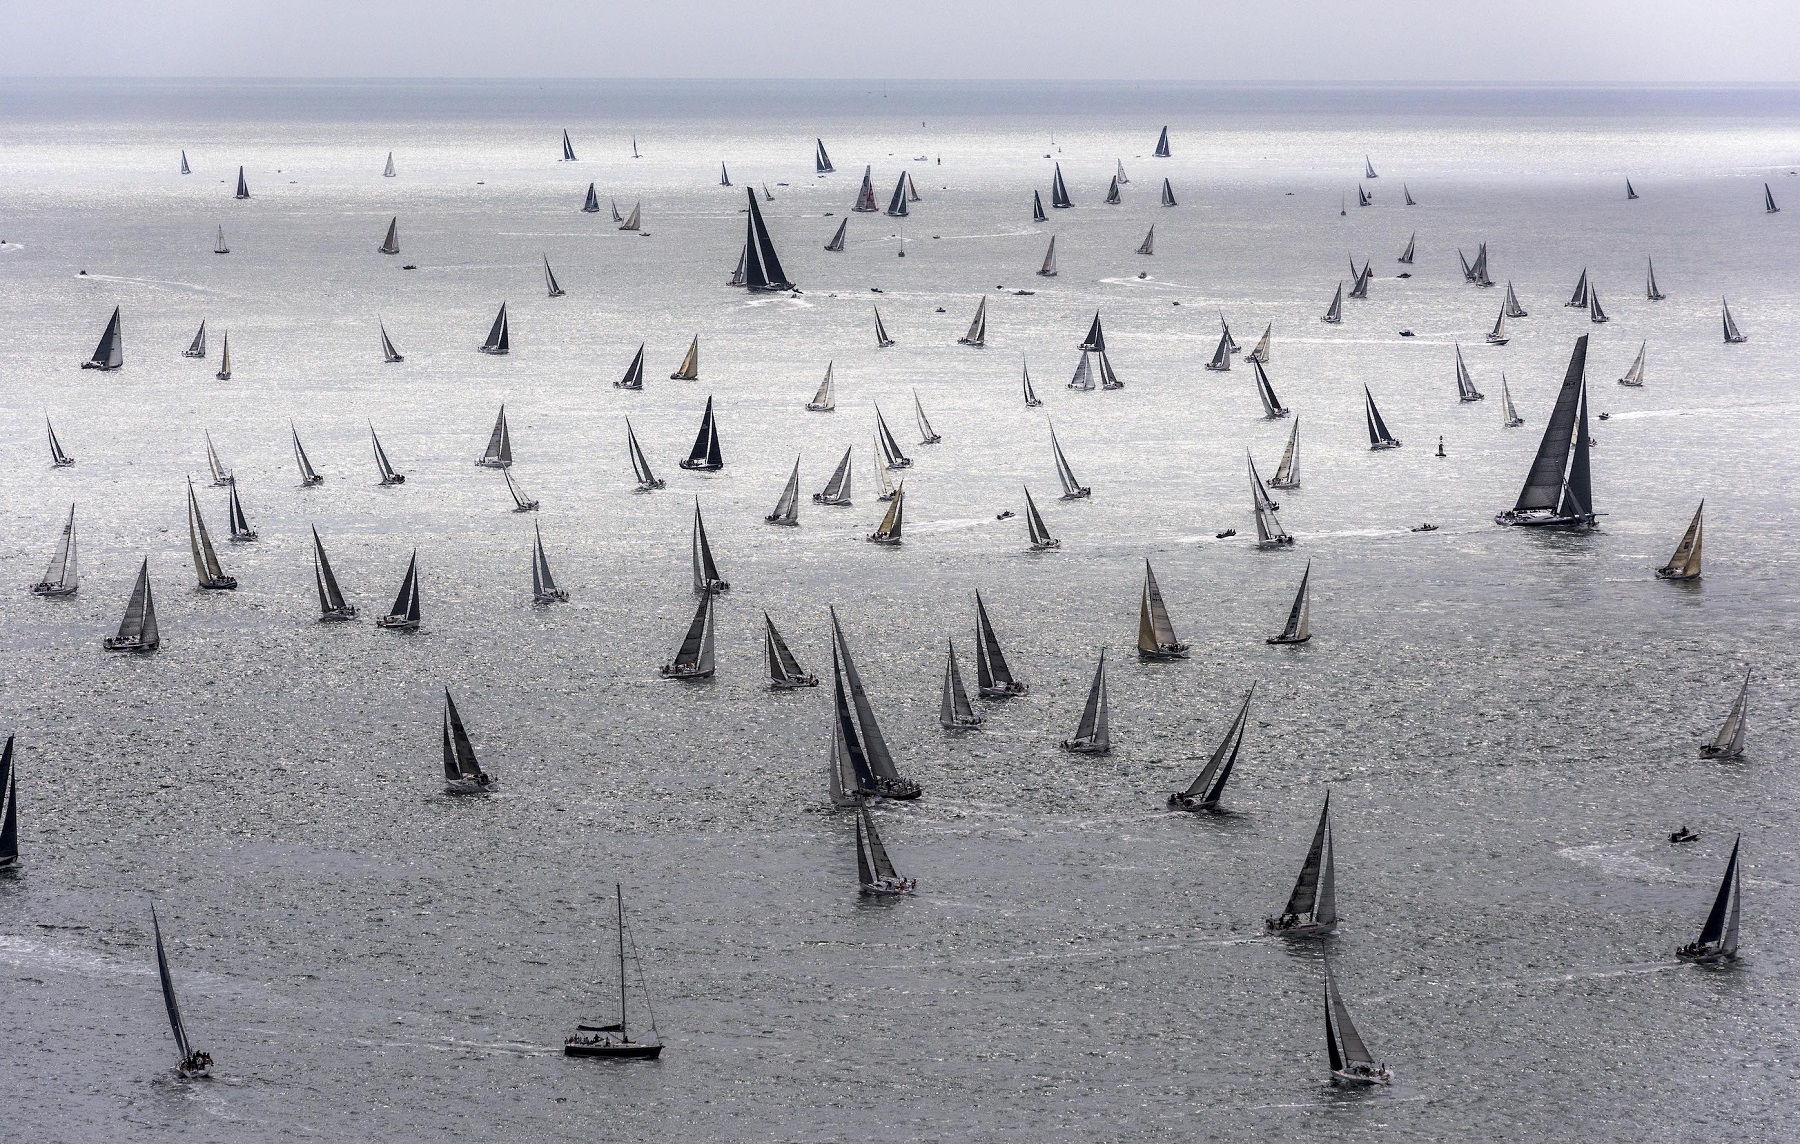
[565,1041,663,1060]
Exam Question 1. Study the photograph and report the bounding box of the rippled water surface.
[1,81,1797,1142]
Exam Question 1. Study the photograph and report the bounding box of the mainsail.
[1566,269,1590,308]
[1250,454,1292,547]
[383,152,396,177]
[1078,311,1106,352]
[874,405,911,469]
[691,500,730,593]
[0,736,16,867]
[226,482,257,541]
[180,150,191,175]
[48,419,75,467]
[1500,376,1524,427]
[1589,286,1609,324]
[939,640,984,728]
[1022,359,1042,406]
[561,130,577,161]
[151,908,197,1065]
[214,332,232,380]
[1268,560,1313,644]
[1038,235,1058,276]
[1137,560,1189,660]
[619,203,641,232]
[1049,421,1089,499]
[764,613,815,688]
[813,446,853,505]
[1455,343,1485,400]
[1105,176,1121,205]
[379,217,399,254]
[1646,258,1664,301]
[868,483,904,544]
[1279,794,1338,931]
[1246,324,1272,364]
[1205,330,1232,371]
[1504,281,1528,318]
[83,306,124,370]
[663,594,716,679]
[1398,233,1415,264]
[1032,190,1047,222]
[477,405,514,467]
[680,396,724,471]
[204,431,232,486]
[235,166,249,199]
[766,457,801,525]
[377,550,421,629]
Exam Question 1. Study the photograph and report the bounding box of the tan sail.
[1656,502,1703,580]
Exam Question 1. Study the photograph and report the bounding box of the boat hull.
[678,460,723,472]
[1331,1066,1391,1087]
[1266,634,1312,645]
[1030,540,1062,550]
[1138,645,1190,661]
[301,476,324,486]
[1698,745,1741,760]
[1654,567,1699,581]
[380,476,406,486]
[1059,488,1091,501]
[1256,537,1297,549]
[475,459,512,469]
[660,666,714,680]
[1266,918,1336,938]
[513,502,539,513]
[764,515,799,526]
[636,480,666,492]
[30,583,76,598]
[198,577,238,590]
[860,878,917,896]
[811,495,851,506]
[533,590,570,604]
[1676,947,1738,966]
[445,778,497,795]
[319,607,358,622]
[867,535,902,545]
[375,616,418,630]
[1167,794,1219,812]
[770,675,819,690]
[102,637,156,652]
[805,403,834,412]
[1060,740,1109,755]
[564,1039,663,1059]
[1494,509,1594,530]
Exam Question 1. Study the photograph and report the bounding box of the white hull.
[375,616,418,630]
[1331,1066,1391,1087]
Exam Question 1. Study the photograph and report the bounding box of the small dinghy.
[939,640,984,729]
[661,594,717,680]
[679,397,724,471]
[375,550,421,630]
[1167,685,1253,811]
[1023,486,1059,550]
[867,484,905,545]
[626,419,664,491]
[806,362,836,411]
[763,613,817,688]
[151,907,213,1078]
[1324,962,1391,1086]
[766,457,801,525]
[371,425,405,485]
[813,446,854,506]
[1699,669,1749,760]
[186,479,236,589]
[476,406,514,467]
[530,523,567,603]
[1655,502,1703,580]
[503,468,539,512]
[691,501,730,593]
[478,302,510,355]
[1676,836,1742,966]
[311,527,356,621]
[829,607,922,798]
[292,425,324,485]
[1060,649,1112,754]
[1049,421,1090,499]
[1266,560,1313,644]
[441,690,498,793]
[31,505,79,598]
[1137,560,1189,660]
[226,481,257,542]
[103,559,160,651]
[564,885,666,1059]
[1267,793,1339,937]
[1669,826,1700,845]
[974,590,1028,697]
[857,805,917,896]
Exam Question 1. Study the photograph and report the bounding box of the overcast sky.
[7,1,1799,82]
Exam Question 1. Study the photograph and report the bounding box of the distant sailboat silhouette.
[375,550,421,629]
[30,504,78,597]
[825,218,848,252]
[1654,502,1703,581]
[1168,685,1254,811]
[1676,836,1742,964]
[311,527,355,621]
[82,306,123,371]
[1060,649,1112,754]
[479,303,510,354]
[383,151,396,177]
[103,559,160,652]
[378,217,399,254]
[561,130,578,161]
[1364,387,1402,449]
[380,321,404,362]
[235,166,249,199]
[1267,561,1313,644]
[1137,560,1189,660]
[1698,671,1749,760]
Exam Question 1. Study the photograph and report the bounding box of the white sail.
[1455,344,1485,400]
[806,362,836,411]
[1246,324,1271,364]
[33,504,78,595]
[1322,283,1343,324]
[913,390,940,443]
[1136,226,1154,255]
[1049,422,1089,499]
[958,297,988,347]
[620,203,641,231]
[204,431,232,486]
[1619,341,1647,387]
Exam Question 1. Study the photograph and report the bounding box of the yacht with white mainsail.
[806,363,836,411]
[766,458,801,526]
[1268,417,1301,489]
[1049,421,1089,499]
[1168,685,1254,812]
[1618,341,1647,387]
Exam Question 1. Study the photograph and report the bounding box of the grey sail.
[1279,794,1337,929]
[105,558,159,651]
[180,150,191,175]
[531,523,568,602]
[729,245,747,286]
[214,332,232,381]
[905,172,921,202]
[1268,560,1312,644]
[853,166,878,212]
[1269,415,1301,488]
[691,501,730,593]
[1325,964,1376,1071]
[958,297,988,347]
[619,202,641,231]
[33,504,79,596]
[670,336,699,380]
[974,590,1027,696]
[1098,351,1121,389]
[311,526,354,619]
[813,445,853,505]
[227,481,257,541]
[1497,336,1593,528]
[1205,330,1232,371]
[867,484,904,544]
[379,217,399,254]
[0,735,16,867]
[582,183,600,213]
[829,607,919,797]
[1348,258,1370,300]
[806,362,835,411]
[720,163,731,186]
[767,457,801,525]
[1021,359,1041,406]
[1357,184,1370,206]
[383,151,395,177]
[1252,359,1289,418]
[204,431,232,486]
[1626,178,1637,200]
[1500,376,1525,427]
[1722,299,1746,343]
[1459,248,1475,282]
[1619,341,1647,387]
[615,344,646,390]
[1321,283,1343,324]
[1566,269,1590,308]
[1060,649,1111,754]
[1154,127,1171,157]
[1067,350,1094,391]
[825,217,848,252]
[1023,485,1058,549]
[874,405,910,469]
[1457,343,1486,399]
[376,550,420,629]
[873,305,895,347]
[214,226,229,254]
[1161,178,1176,207]
[1136,226,1154,255]
[1105,176,1121,205]
[477,405,514,467]
[503,467,538,511]
[1764,183,1779,213]
[1646,258,1664,301]
[871,436,897,502]
[186,479,234,589]
[1472,243,1493,287]
[1365,155,1378,179]
[764,613,815,687]
[480,302,510,354]
[815,138,834,173]
[939,640,983,728]
[612,198,626,224]
[561,129,577,161]
[1404,184,1416,205]
[1504,280,1528,318]
[626,419,663,490]
[371,425,404,485]
[1078,311,1106,352]
[1589,286,1608,323]
[380,321,404,362]
[1049,422,1089,498]
[1137,560,1189,660]
[1172,684,1254,808]
[1398,233,1415,264]
[1033,189,1047,222]
[913,390,940,444]
[83,306,124,370]
[1655,501,1703,580]
[1701,669,1749,759]
[1364,387,1401,448]
[1038,235,1058,276]
[48,419,75,467]
[763,182,776,203]
[886,173,909,217]
[663,594,716,679]
[1115,159,1129,185]
[235,166,249,199]
[1249,454,1291,547]
[1246,324,1271,364]
[152,908,196,1066]
[184,319,207,358]
[858,805,903,885]
[1051,163,1072,209]
[544,256,565,298]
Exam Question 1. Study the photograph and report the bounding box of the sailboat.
[1722,299,1747,343]
[1589,286,1609,323]
[1626,178,1638,200]
[226,482,257,542]
[186,479,236,590]
[370,425,405,485]
[1364,387,1402,449]
[886,173,909,217]
[378,216,399,254]
[669,336,699,380]
[939,641,984,729]
[691,501,730,593]
[564,885,667,1058]
[1136,226,1155,255]
[1495,336,1595,529]
[1114,159,1129,186]
[719,163,731,187]
[1022,359,1042,407]
[1046,421,1090,500]
[1137,560,1190,660]
[626,420,664,491]
[1698,670,1749,760]
[82,306,123,370]
[1565,269,1590,308]
[679,396,724,471]
[1105,176,1122,205]
[561,129,577,161]
[1677,837,1743,965]
[1154,126,1171,157]
[1267,560,1313,644]
[958,297,988,347]
[873,305,895,348]
[867,483,904,545]
[30,505,78,597]
[1324,963,1390,1085]
[375,550,421,629]
[1348,259,1370,300]
[614,343,647,390]
[829,607,921,798]
[582,183,601,213]
[825,218,848,252]
[1023,486,1059,550]
[180,150,191,175]
[1397,233,1415,264]
[1205,330,1233,372]
[1269,416,1301,489]
[1364,155,1378,179]
[1067,351,1095,391]
[1077,311,1106,352]
[0,736,16,867]
[235,166,249,199]
[1251,359,1290,419]
[871,438,898,502]
[479,302,510,354]
[1471,243,1494,287]
[763,613,817,688]
[853,166,879,212]
[437,690,497,793]
[815,137,834,173]
[767,457,802,525]
[1619,341,1647,387]
[913,391,940,444]
[1459,249,1476,282]
[503,468,539,512]
[1161,178,1177,207]
[214,226,230,254]
[806,363,836,411]
[104,559,160,651]
[856,806,917,895]
[476,405,514,467]
[874,405,911,469]
[973,590,1028,697]
[1246,324,1272,364]
[1060,649,1112,754]
[1500,376,1525,427]
[380,321,405,362]
[310,527,356,621]
[1167,685,1254,811]
[530,523,568,603]
[214,332,233,381]
[619,203,642,232]
[151,908,213,1078]
[1455,344,1486,400]
[184,320,207,359]
[1646,258,1664,301]
[813,446,853,505]
[1485,301,1510,345]
[1764,182,1779,213]
[1267,793,1339,936]
[1356,185,1370,207]
[1032,189,1047,222]
[734,188,794,291]
[1051,163,1072,208]
[543,255,566,298]
[47,418,75,467]
[202,431,233,486]
[1250,454,1294,548]
[1504,280,1528,317]
[1655,502,1703,580]
[383,151,396,177]
[762,182,776,204]
[1321,283,1343,324]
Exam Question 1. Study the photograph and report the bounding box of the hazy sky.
[7,1,1800,82]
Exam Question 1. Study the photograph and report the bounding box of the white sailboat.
[957,297,988,347]
[1485,305,1510,346]
[626,419,664,491]
[1268,416,1301,489]
[476,405,514,467]
[47,418,75,467]
[1619,341,1647,387]
[1136,560,1189,660]
[1049,421,1090,499]
[103,559,159,651]
[1722,299,1747,343]
[913,390,940,444]
[203,431,233,486]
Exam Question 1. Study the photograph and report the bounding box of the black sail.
[743,188,792,291]
[1512,336,1589,513]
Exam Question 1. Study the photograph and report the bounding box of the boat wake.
[1556,841,1678,882]
[74,273,213,293]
